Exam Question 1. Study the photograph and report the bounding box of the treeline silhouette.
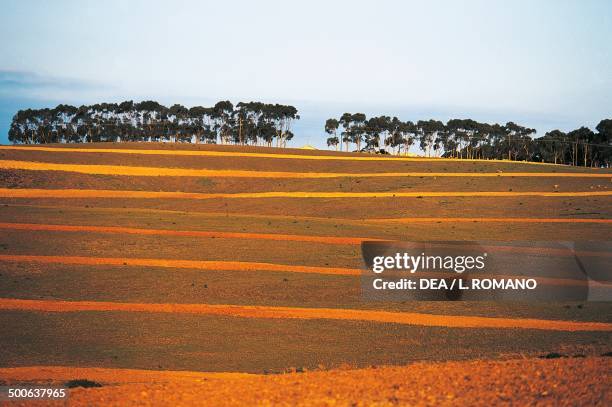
[8,101,612,166]
[325,114,612,167]
[8,101,299,147]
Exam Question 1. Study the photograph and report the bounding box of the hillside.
[1,358,610,406]
[0,142,610,404]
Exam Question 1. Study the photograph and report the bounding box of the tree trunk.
[239,118,243,144]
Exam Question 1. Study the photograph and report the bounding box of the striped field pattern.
[0,143,610,379]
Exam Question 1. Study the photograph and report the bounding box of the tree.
[212,101,234,144]
[594,119,612,167]
[567,127,592,166]
[539,130,567,164]
[325,118,340,150]
[339,113,353,152]
[189,106,212,144]
[8,100,300,148]
[350,113,366,151]
[417,119,445,157]
[503,122,535,161]
[363,116,385,151]
[168,104,189,142]
[385,117,405,155]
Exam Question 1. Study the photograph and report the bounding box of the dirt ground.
[1,358,610,406]
[0,143,610,405]
[3,167,612,193]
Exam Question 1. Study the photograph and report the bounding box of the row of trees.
[325,114,612,167]
[8,101,300,147]
[7,101,611,166]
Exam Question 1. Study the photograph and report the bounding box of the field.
[0,143,610,405]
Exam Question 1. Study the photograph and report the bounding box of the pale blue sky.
[1,0,611,147]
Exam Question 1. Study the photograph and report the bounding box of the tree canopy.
[8,100,300,147]
[7,101,611,166]
[324,113,612,167]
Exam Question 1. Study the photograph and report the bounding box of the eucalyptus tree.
[536,130,566,164]
[567,127,594,167]
[384,117,406,155]
[487,123,507,160]
[235,102,259,145]
[188,106,210,143]
[504,122,535,161]
[9,99,301,147]
[339,113,353,152]
[260,121,276,147]
[594,119,612,167]
[365,116,391,152]
[270,104,299,148]
[399,121,417,156]
[167,104,189,142]
[362,116,383,151]
[350,113,367,151]
[211,101,234,144]
[596,119,612,142]
[417,119,445,157]
[325,118,340,150]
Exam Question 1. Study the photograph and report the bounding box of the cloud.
[0,70,115,144]
[0,70,112,100]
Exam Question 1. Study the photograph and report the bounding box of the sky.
[0,0,611,148]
